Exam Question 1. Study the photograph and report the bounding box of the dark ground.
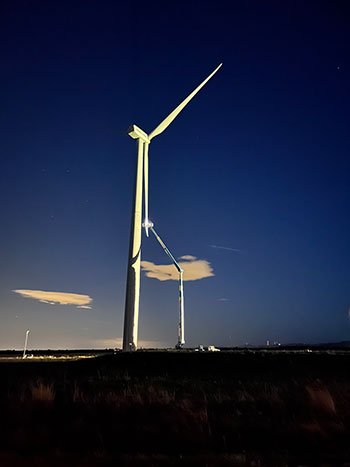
[1,349,350,466]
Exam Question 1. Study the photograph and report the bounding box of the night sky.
[1,0,349,349]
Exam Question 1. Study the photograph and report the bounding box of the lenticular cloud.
[13,289,92,309]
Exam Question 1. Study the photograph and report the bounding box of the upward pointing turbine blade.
[148,63,223,141]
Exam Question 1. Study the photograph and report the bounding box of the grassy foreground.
[1,350,350,466]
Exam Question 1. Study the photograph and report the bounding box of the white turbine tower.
[123,63,222,352]
[23,329,30,359]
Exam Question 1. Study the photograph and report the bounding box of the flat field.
[1,349,350,466]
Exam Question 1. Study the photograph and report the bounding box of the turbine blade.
[148,63,222,141]
[143,142,150,237]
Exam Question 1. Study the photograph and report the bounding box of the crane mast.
[148,225,185,348]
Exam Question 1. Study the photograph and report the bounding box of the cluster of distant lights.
[21,355,96,360]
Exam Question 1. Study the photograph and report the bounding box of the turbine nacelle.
[128,125,150,143]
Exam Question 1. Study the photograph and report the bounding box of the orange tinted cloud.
[179,255,197,261]
[141,255,214,281]
[13,289,92,309]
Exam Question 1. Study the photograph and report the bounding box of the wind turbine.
[123,63,222,352]
[23,329,30,359]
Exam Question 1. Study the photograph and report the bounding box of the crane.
[147,224,185,348]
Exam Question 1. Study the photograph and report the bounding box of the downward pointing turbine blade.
[143,142,150,237]
[148,63,222,141]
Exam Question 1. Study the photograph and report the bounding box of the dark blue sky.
[1,0,349,349]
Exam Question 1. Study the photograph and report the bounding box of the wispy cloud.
[218,298,230,302]
[210,244,242,253]
[141,256,214,282]
[13,289,93,309]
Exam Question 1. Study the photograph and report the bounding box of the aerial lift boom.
[148,225,185,348]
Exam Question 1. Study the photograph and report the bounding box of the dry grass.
[306,385,336,414]
[2,353,350,465]
[72,382,87,404]
[71,383,176,408]
[30,380,55,404]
